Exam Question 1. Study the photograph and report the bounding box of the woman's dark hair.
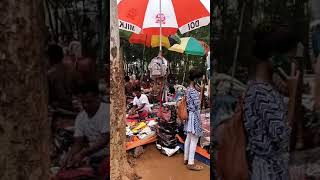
[82,45,97,60]
[253,22,298,61]
[78,82,99,96]
[125,76,130,82]
[169,85,175,94]
[189,68,203,81]
[48,44,64,64]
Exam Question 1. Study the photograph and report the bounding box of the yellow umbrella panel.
[151,35,171,48]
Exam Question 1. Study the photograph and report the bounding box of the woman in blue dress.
[183,68,204,171]
[244,23,300,180]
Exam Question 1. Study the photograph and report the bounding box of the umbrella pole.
[159,0,162,53]
[182,55,188,84]
[142,34,146,73]
[231,2,246,83]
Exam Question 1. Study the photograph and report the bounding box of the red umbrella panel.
[124,32,180,48]
[118,0,210,35]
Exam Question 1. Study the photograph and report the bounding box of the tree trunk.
[110,0,134,179]
[0,1,50,179]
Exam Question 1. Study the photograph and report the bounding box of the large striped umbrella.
[118,0,210,51]
[169,37,206,56]
[120,30,180,48]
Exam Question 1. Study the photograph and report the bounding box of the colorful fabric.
[244,81,291,180]
[138,110,149,120]
[169,37,205,56]
[184,87,203,137]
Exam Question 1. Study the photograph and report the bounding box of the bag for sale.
[148,56,168,79]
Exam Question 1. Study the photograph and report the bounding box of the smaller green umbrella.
[169,37,205,56]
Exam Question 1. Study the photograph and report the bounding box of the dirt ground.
[134,144,210,180]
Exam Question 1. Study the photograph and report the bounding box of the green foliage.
[213,0,310,81]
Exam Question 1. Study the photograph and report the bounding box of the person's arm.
[68,137,85,156]
[79,133,109,157]
[135,103,146,111]
[278,64,300,127]
[62,137,85,168]
[64,113,85,167]
[132,98,140,112]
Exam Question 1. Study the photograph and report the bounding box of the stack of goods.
[126,119,158,150]
[212,73,246,97]
[200,112,210,152]
[156,105,180,156]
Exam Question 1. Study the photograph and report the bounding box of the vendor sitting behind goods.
[63,83,109,170]
[130,85,151,120]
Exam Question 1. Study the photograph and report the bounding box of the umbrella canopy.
[118,0,210,35]
[169,37,205,56]
[120,30,180,48]
[199,40,210,55]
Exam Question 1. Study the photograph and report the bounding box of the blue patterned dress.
[244,81,291,180]
[184,86,203,137]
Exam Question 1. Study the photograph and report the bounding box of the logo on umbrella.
[127,8,137,20]
[155,13,166,24]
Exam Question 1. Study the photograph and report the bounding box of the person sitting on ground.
[47,44,74,111]
[141,73,152,94]
[125,75,134,98]
[130,85,151,120]
[134,74,141,87]
[63,83,109,171]
[73,50,99,88]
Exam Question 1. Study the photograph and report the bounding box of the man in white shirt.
[131,86,151,120]
[63,83,109,169]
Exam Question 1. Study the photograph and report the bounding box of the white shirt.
[133,94,151,112]
[74,102,109,157]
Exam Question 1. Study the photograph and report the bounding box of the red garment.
[54,167,95,180]
[98,158,109,179]
[138,110,148,119]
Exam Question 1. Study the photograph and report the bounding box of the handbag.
[177,96,188,121]
[216,96,249,180]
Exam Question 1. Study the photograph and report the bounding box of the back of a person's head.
[189,68,203,81]
[78,82,99,96]
[133,85,141,92]
[253,21,298,61]
[48,44,64,64]
[82,46,97,62]
[125,76,130,82]
[169,85,175,94]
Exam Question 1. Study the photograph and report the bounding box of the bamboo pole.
[231,2,246,79]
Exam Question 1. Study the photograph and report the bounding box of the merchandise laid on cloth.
[125,118,158,151]
[200,112,210,150]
